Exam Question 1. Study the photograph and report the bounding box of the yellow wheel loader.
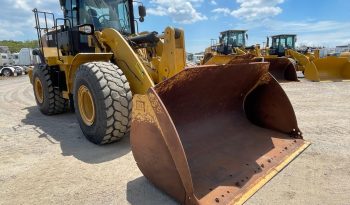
[267,34,350,82]
[29,1,309,204]
[202,30,299,82]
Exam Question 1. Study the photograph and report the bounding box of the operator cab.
[59,0,136,54]
[62,0,134,34]
[34,0,146,57]
[269,34,296,57]
[217,30,247,55]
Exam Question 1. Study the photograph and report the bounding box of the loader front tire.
[32,65,69,115]
[74,62,132,145]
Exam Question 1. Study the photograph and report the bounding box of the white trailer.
[18,48,33,66]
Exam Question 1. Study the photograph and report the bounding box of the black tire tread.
[33,66,69,115]
[75,62,132,144]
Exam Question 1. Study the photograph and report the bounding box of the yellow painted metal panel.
[100,28,154,94]
[157,27,186,83]
[204,55,234,65]
[65,53,113,93]
[313,57,350,81]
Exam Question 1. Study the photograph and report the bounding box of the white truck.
[11,48,41,66]
[12,53,19,65]
[17,48,35,66]
[0,53,12,66]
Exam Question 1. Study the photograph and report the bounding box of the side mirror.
[138,5,146,22]
[78,24,94,35]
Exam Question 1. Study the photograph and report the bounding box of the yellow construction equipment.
[202,30,298,82]
[29,1,309,204]
[340,52,350,60]
[285,49,350,81]
[267,34,350,81]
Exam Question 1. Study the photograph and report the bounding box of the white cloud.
[148,6,168,16]
[210,0,217,5]
[211,8,231,16]
[231,0,284,21]
[147,0,207,24]
[266,20,350,34]
[268,20,350,47]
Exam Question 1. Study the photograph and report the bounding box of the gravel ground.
[0,75,349,205]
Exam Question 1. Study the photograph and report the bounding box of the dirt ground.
[0,75,349,205]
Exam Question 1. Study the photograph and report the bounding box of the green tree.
[0,40,38,53]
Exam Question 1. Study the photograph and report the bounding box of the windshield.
[272,37,278,48]
[286,36,294,49]
[272,36,295,49]
[79,0,131,34]
[221,31,245,47]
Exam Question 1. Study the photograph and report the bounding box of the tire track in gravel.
[0,77,33,116]
[23,85,35,103]
[10,83,33,108]
[3,86,25,108]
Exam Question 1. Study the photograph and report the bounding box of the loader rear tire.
[32,65,69,115]
[74,62,132,145]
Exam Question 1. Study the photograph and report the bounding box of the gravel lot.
[0,75,349,205]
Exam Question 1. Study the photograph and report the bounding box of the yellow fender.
[66,53,113,93]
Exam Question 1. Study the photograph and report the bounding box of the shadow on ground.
[127,176,177,205]
[21,106,130,164]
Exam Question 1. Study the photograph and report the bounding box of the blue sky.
[1,0,349,53]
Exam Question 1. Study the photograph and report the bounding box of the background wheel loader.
[29,0,309,204]
[266,34,350,82]
[202,30,299,82]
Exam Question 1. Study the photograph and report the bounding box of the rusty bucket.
[263,58,299,82]
[130,63,309,205]
[228,55,298,82]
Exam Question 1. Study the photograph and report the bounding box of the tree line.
[0,40,38,53]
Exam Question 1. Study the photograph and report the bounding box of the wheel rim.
[78,85,95,126]
[3,70,10,77]
[34,77,44,104]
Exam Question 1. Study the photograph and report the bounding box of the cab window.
[79,0,131,34]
